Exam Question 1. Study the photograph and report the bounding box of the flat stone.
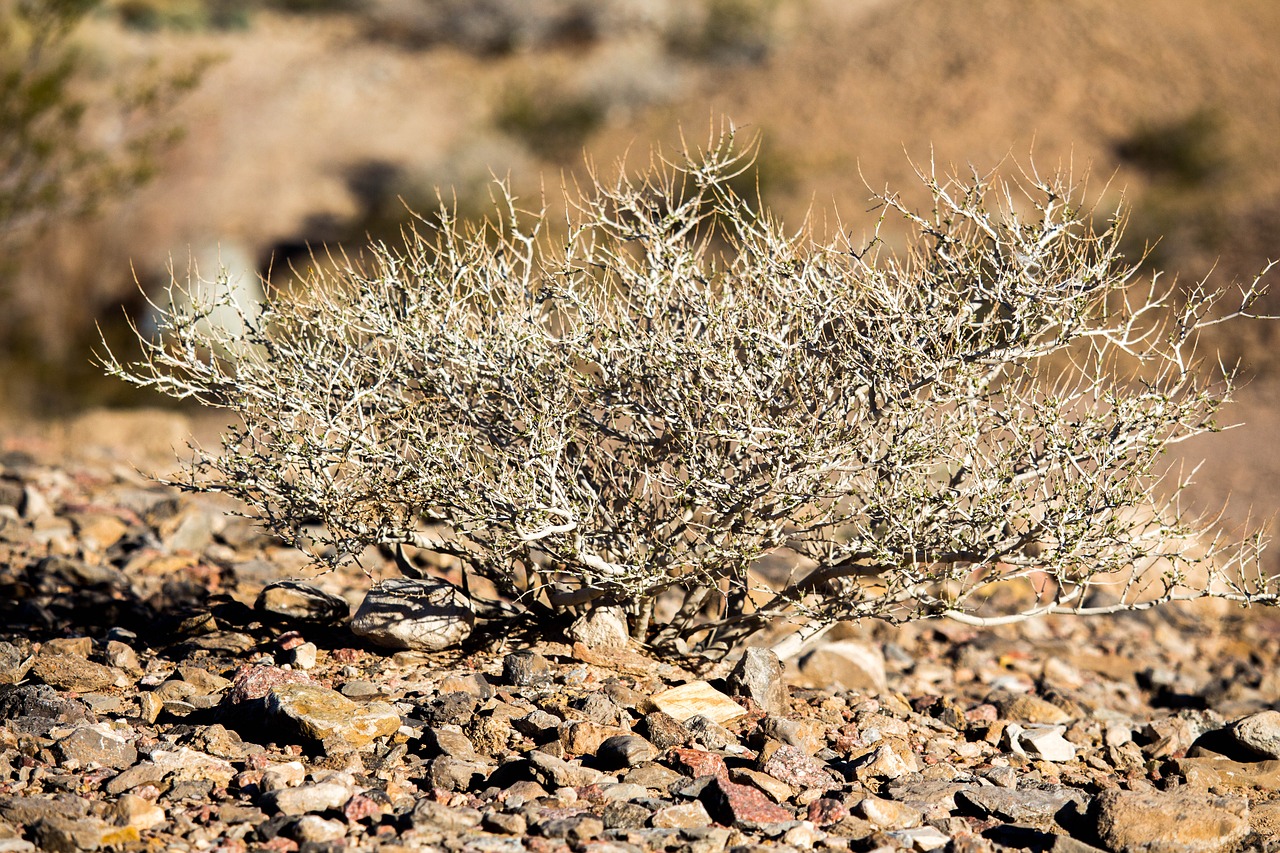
[409,799,483,832]
[731,768,795,803]
[668,748,729,780]
[105,761,166,795]
[727,648,788,716]
[1016,725,1078,762]
[568,606,630,649]
[761,716,826,755]
[290,814,347,843]
[995,693,1072,725]
[55,724,138,770]
[265,683,401,751]
[798,641,887,692]
[1231,710,1280,759]
[423,726,477,760]
[857,795,923,830]
[29,653,119,693]
[350,577,473,651]
[0,641,32,685]
[528,750,603,788]
[149,747,236,785]
[761,744,840,791]
[640,711,689,749]
[223,664,312,706]
[597,734,658,769]
[255,580,351,624]
[263,781,353,816]
[956,786,1086,826]
[851,743,918,781]
[649,682,745,725]
[1174,757,1280,791]
[651,801,713,829]
[885,825,951,851]
[1095,788,1249,853]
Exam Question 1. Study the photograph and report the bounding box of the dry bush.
[103,129,1279,658]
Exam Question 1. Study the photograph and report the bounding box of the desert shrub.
[494,81,603,162]
[103,130,1278,658]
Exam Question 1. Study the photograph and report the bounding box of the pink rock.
[668,748,728,780]
[224,665,311,706]
[762,744,841,791]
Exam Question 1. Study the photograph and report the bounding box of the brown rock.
[1095,788,1249,853]
[29,653,119,693]
[649,681,745,725]
[667,748,728,780]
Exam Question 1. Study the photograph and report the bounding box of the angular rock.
[727,648,788,716]
[668,748,729,780]
[503,651,552,687]
[263,781,353,816]
[149,748,236,785]
[256,580,351,624]
[0,684,91,734]
[528,750,603,788]
[410,799,483,832]
[649,681,746,725]
[223,664,312,706]
[597,734,658,769]
[651,801,712,829]
[1095,788,1249,853]
[55,724,138,770]
[29,653,119,693]
[857,795,923,829]
[699,776,793,827]
[423,726,477,760]
[350,577,473,651]
[265,683,401,751]
[798,640,887,692]
[289,814,346,843]
[761,716,826,756]
[568,606,630,650]
[1009,724,1077,762]
[0,641,33,685]
[761,744,840,791]
[851,743,918,781]
[1230,710,1280,759]
[109,795,166,832]
[957,786,1086,827]
[996,693,1072,725]
[639,711,689,749]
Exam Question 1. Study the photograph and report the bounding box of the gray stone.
[0,642,32,685]
[651,801,713,829]
[409,798,482,832]
[350,577,474,651]
[640,711,689,749]
[1095,788,1249,853]
[426,755,494,791]
[956,786,1087,826]
[55,724,138,770]
[255,580,351,624]
[423,726,477,760]
[289,814,346,843]
[761,743,840,791]
[728,648,789,716]
[528,750,604,788]
[568,606,630,649]
[685,715,739,751]
[263,781,353,816]
[597,734,658,769]
[105,761,167,795]
[1231,709,1280,759]
[29,653,119,693]
[503,650,552,686]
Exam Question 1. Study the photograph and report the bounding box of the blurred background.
[2,0,1279,542]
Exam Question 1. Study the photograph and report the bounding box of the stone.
[640,711,689,749]
[55,724,138,770]
[727,648,788,715]
[105,761,167,795]
[0,684,91,733]
[668,748,729,780]
[602,801,649,830]
[1095,788,1249,853]
[29,653,119,693]
[289,814,346,843]
[409,799,482,832]
[761,744,840,791]
[30,816,107,853]
[484,811,529,835]
[1174,757,1280,791]
[684,714,739,751]
[102,642,140,676]
[995,693,1073,725]
[597,734,658,769]
[503,650,552,686]
[265,683,401,751]
[149,747,236,785]
[109,794,166,831]
[423,726,477,760]
[264,782,353,816]
[1230,710,1280,759]
[760,716,826,755]
[224,664,312,706]
[857,795,923,830]
[285,642,317,670]
[851,743,917,781]
[798,641,887,692]
[538,814,604,842]
[513,709,562,741]
[256,580,351,624]
[885,825,951,851]
[652,801,713,829]
[561,720,628,755]
[350,577,473,651]
[649,682,746,725]
[568,606,630,649]
[1010,724,1077,762]
[528,750,603,788]
[699,776,793,827]
[177,664,232,695]
[623,763,684,791]
[426,755,493,791]
[731,768,794,803]
[0,642,33,685]
[438,672,492,700]
[956,786,1086,826]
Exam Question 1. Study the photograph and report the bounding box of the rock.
[528,750,603,788]
[699,776,794,827]
[731,768,794,803]
[1173,757,1280,791]
[639,711,689,749]
[624,763,684,791]
[105,761,167,795]
[55,724,138,770]
[177,664,232,695]
[1095,788,1249,853]
[284,641,317,670]
[956,786,1087,826]
[651,801,713,829]
[761,716,826,755]
[149,748,236,785]
[537,814,604,842]
[684,714,739,751]
[426,756,493,791]
[102,642,140,676]
[851,743,918,781]
[438,672,492,700]
[597,734,658,769]
[798,640,887,692]
[568,606,630,649]
[602,801,649,830]
[649,682,746,725]
[409,799,482,832]
[0,642,33,685]
[727,648,789,715]
[289,814,347,843]
[857,795,923,830]
[264,782,353,816]
[350,577,473,651]
[561,720,628,755]
[503,651,552,686]
[256,580,351,624]
[668,747,729,780]
[996,693,1073,725]
[1230,710,1280,758]
[424,726,477,760]
[223,664,312,706]
[108,794,166,831]
[761,744,840,791]
[0,684,91,734]
[265,683,401,751]
[29,653,120,693]
[30,816,107,853]
[885,825,951,851]
[1008,724,1077,762]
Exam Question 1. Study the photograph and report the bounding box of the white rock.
[350,578,473,651]
[649,681,746,725]
[1017,725,1077,762]
[886,825,951,851]
[568,606,630,649]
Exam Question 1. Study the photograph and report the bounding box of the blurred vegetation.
[495,82,603,162]
[666,0,780,65]
[0,0,205,412]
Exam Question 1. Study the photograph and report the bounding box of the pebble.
[55,723,138,770]
[597,734,658,768]
[264,781,354,816]
[350,577,474,650]
[256,580,351,624]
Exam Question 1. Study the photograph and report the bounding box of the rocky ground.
[3,417,1280,853]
